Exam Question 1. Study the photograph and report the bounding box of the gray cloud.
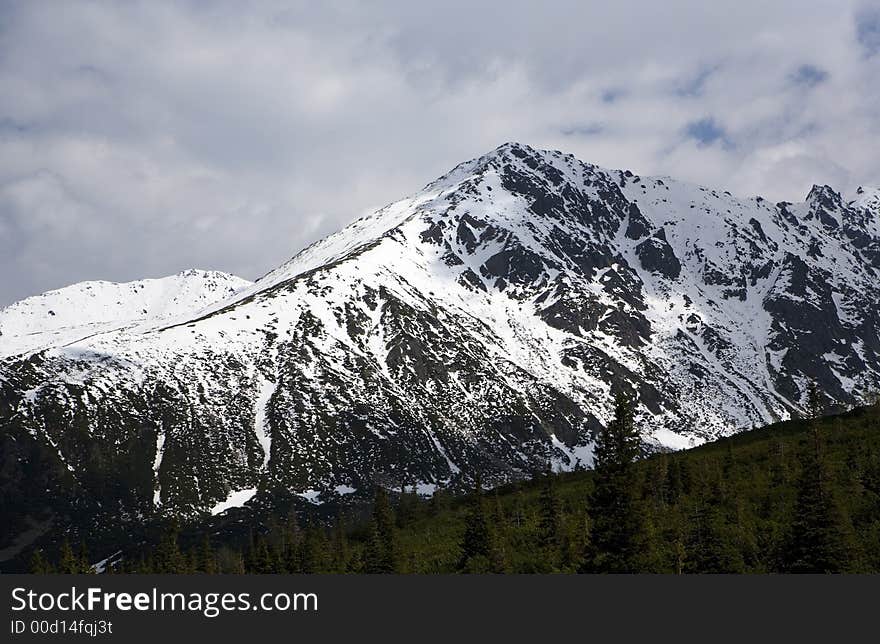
[1,0,878,305]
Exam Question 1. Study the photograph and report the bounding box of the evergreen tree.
[184,548,199,574]
[58,538,80,574]
[537,467,565,571]
[78,541,93,574]
[458,474,492,572]
[783,421,854,573]
[300,525,331,573]
[282,513,303,573]
[199,535,217,574]
[217,547,245,574]
[487,489,511,573]
[30,549,51,574]
[396,485,421,528]
[684,478,746,573]
[646,453,670,509]
[428,487,450,517]
[666,506,687,574]
[374,487,395,552]
[154,521,186,573]
[252,535,275,573]
[243,528,257,572]
[572,504,593,572]
[769,436,787,488]
[362,520,387,573]
[511,485,527,529]
[331,518,350,573]
[134,553,153,574]
[582,389,653,572]
[667,457,683,505]
[363,487,396,573]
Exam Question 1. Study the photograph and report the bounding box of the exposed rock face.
[1,143,878,543]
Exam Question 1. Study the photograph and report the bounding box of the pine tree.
[217,547,245,574]
[300,525,331,573]
[372,486,396,572]
[458,474,492,572]
[58,538,80,574]
[667,457,683,505]
[512,485,527,529]
[647,453,670,509]
[572,504,593,572]
[154,521,186,573]
[134,553,153,574]
[281,513,303,573]
[243,528,257,572]
[30,549,51,574]
[783,417,854,573]
[331,518,350,573]
[769,435,787,488]
[253,535,275,573]
[362,520,387,573]
[582,389,653,572]
[428,487,450,517]
[199,535,217,574]
[184,548,199,574]
[537,466,565,571]
[666,506,687,574]
[360,487,396,573]
[684,477,746,573]
[78,541,93,574]
[396,485,421,528]
[486,489,511,573]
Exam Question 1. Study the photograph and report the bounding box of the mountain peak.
[493,140,532,154]
[806,183,843,208]
[3,144,879,524]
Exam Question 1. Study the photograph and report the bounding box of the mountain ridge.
[1,143,878,546]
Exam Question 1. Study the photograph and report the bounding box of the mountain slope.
[1,143,879,546]
[123,403,880,574]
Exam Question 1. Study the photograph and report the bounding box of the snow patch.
[210,487,257,515]
[296,489,323,504]
[253,377,274,470]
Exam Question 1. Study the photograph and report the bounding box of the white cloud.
[0,0,878,304]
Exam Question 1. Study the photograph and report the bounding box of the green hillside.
[382,401,880,573]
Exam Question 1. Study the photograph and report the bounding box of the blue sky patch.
[790,64,829,87]
[684,117,728,146]
[856,8,880,56]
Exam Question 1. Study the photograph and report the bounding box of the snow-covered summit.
[0,269,251,358]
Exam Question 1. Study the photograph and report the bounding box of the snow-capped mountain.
[1,143,879,534]
[0,270,251,359]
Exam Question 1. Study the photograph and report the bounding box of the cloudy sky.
[1,1,879,305]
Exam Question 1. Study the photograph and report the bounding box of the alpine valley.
[2,143,879,564]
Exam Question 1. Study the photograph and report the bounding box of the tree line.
[31,388,880,574]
